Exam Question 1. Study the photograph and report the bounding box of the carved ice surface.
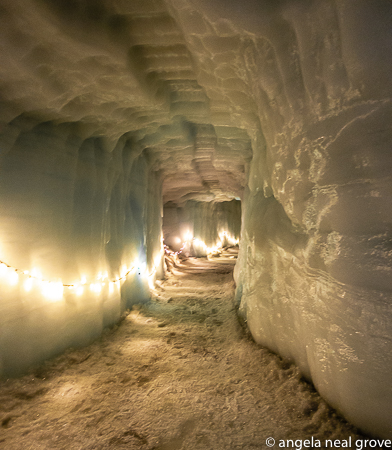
[0,0,391,438]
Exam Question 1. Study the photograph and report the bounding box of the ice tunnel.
[0,0,391,439]
[162,200,241,256]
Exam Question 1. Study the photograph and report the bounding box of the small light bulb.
[31,267,41,279]
[24,277,33,292]
[0,263,7,276]
[90,283,101,294]
[76,285,84,296]
[120,264,127,278]
[8,269,18,286]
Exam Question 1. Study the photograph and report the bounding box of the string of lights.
[0,231,237,301]
[164,231,239,258]
[0,259,135,287]
[0,257,145,301]
[164,242,187,257]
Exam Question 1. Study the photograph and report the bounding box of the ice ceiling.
[0,0,254,204]
[0,0,392,439]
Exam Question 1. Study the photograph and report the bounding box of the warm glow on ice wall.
[162,200,242,257]
[0,254,163,302]
[0,0,391,439]
[0,228,235,303]
[164,231,239,258]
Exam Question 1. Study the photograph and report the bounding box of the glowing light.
[0,252,140,300]
[174,237,181,244]
[54,282,64,299]
[42,281,63,301]
[8,269,18,286]
[170,231,239,258]
[148,271,156,290]
[31,267,42,279]
[218,231,239,246]
[183,230,193,242]
[75,285,84,296]
[193,238,207,253]
[120,264,128,278]
[90,283,102,294]
[24,277,33,292]
[0,263,7,276]
[154,254,162,270]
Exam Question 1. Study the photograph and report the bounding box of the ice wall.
[163,200,241,255]
[0,119,163,377]
[219,1,392,439]
[167,0,392,434]
[0,0,391,439]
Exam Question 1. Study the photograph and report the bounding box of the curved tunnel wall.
[0,0,391,438]
[0,119,164,378]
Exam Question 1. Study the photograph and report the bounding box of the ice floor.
[0,251,373,449]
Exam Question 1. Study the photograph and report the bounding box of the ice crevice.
[0,0,391,440]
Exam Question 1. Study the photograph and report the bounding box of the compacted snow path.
[0,251,368,449]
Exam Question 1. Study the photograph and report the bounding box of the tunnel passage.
[0,0,391,439]
[162,200,241,256]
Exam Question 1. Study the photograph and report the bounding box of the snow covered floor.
[0,251,370,449]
